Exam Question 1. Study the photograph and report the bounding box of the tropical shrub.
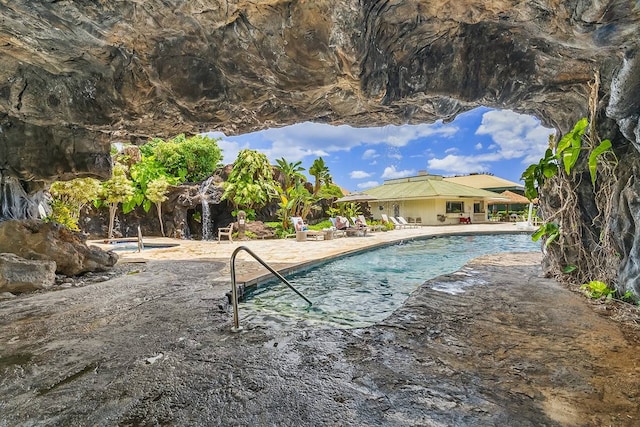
[100,162,135,238]
[222,149,278,219]
[142,134,223,183]
[48,177,101,230]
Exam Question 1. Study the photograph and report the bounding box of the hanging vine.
[523,71,620,288]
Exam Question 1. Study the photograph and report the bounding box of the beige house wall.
[370,198,490,225]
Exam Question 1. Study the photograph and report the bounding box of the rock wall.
[1,1,640,289]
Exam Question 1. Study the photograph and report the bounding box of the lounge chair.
[329,218,347,238]
[358,215,383,232]
[349,216,369,236]
[217,222,234,243]
[389,216,407,229]
[397,216,418,229]
[290,216,324,241]
[333,216,364,237]
[381,214,401,229]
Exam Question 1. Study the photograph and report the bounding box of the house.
[364,173,507,225]
[443,173,524,193]
[444,174,529,215]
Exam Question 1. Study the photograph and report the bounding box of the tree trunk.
[108,204,117,239]
[156,203,165,237]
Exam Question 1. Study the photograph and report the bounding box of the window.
[474,202,484,213]
[446,201,464,213]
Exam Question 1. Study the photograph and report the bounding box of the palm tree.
[275,158,306,191]
[309,157,332,196]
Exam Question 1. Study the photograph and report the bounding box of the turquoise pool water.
[241,233,539,328]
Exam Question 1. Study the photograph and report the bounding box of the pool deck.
[92,222,536,298]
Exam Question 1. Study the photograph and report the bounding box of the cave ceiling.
[0,0,639,184]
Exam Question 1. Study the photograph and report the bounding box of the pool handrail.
[229,245,312,332]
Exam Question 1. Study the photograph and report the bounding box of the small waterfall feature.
[199,177,214,240]
[0,173,50,221]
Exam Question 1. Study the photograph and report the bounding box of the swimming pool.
[241,233,539,329]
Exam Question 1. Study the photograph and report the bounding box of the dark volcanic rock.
[1,2,640,288]
[0,1,638,179]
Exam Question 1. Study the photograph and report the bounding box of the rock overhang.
[0,0,638,186]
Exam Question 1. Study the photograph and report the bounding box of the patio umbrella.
[334,193,378,203]
[488,190,536,220]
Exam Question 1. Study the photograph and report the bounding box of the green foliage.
[232,208,256,220]
[588,139,612,185]
[309,157,332,196]
[579,280,615,299]
[521,118,615,200]
[275,158,306,191]
[150,134,223,183]
[45,199,80,231]
[100,163,135,238]
[100,163,135,205]
[532,222,560,247]
[619,290,638,305]
[244,230,257,239]
[562,265,578,274]
[146,176,171,236]
[332,201,362,219]
[222,149,278,213]
[48,177,101,230]
[521,148,558,200]
[146,177,170,205]
[556,117,587,174]
[319,183,344,199]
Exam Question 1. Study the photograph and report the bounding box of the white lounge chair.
[358,215,383,232]
[290,216,324,241]
[381,214,401,229]
[397,216,418,229]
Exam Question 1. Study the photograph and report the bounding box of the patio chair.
[329,218,347,238]
[389,216,407,229]
[397,216,419,229]
[381,214,401,229]
[290,216,324,241]
[217,222,234,243]
[358,215,383,232]
[349,216,369,236]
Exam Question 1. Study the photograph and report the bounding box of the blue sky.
[206,107,554,193]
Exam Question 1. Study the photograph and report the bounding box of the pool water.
[241,233,539,329]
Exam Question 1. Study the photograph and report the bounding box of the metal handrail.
[230,246,312,332]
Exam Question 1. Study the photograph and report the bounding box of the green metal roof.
[365,176,505,201]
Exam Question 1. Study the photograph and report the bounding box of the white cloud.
[476,110,554,163]
[216,139,248,165]
[388,153,403,160]
[226,121,460,164]
[428,155,489,175]
[381,123,459,147]
[381,165,416,179]
[350,170,372,179]
[475,142,483,150]
[444,147,458,154]
[262,140,328,162]
[357,181,380,189]
[362,149,379,160]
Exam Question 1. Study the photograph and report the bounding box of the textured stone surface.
[0,253,56,293]
[0,253,638,425]
[1,2,640,287]
[0,220,117,276]
[1,1,638,184]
